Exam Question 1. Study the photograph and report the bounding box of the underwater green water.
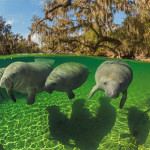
[0,56,150,150]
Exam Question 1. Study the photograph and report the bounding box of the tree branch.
[102,36,122,45]
[99,44,119,57]
[89,22,99,37]
[95,15,103,37]
[36,16,54,27]
[60,38,91,48]
[36,0,72,26]
[46,0,72,13]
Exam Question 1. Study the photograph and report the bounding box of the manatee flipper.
[0,91,4,99]
[27,88,36,105]
[6,89,16,102]
[120,90,127,109]
[88,85,100,99]
[67,90,75,99]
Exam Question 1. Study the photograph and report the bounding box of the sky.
[0,0,126,42]
[0,0,44,42]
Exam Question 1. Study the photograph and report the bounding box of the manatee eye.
[103,82,107,85]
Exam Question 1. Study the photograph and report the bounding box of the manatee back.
[49,62,89,90]
[101,60,132,71]
[34,58,55,67]
[28,59,55,78]
[0,62,27,89]
[1,61,52,93]
[3,59,55,82]
[95,60,133,87]
[32,58,55,70]
[2,62,26,77]
[2,62,33,80]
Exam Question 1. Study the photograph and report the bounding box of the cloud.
[32,0,43,6]
[39,0,43,5]
[6,19,15,25]
[31,33,41,47]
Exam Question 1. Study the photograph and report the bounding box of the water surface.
[0,56,150,150]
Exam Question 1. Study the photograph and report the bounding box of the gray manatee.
[0,59,55,104]
[0,68,5,99]
[44,62,89,99]
[88,60,133,109]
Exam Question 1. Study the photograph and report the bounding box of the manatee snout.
[44,81,57,94]
[104,83,120,98]
[105,90,119,98]
[44,84,53,93]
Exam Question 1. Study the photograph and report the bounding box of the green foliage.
[85,29,98,44]
[30,0,122,56]
[112,16,150,58]
[30,0,149,58]
[0,16,39,55]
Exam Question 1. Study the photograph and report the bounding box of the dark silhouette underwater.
[120,106,150,149]
[46,97,116,150]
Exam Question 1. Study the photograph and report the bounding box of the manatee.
[0,59,55,104]
[44,62,89,99]
[88,60,133,109]
[0,68,5,99]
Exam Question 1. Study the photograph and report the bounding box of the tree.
[0,16,40,55]
[30,0,122,56]
[30,0,150,57]
[112,16,150,58]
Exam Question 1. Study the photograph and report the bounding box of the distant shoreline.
[135,58,150,63]
[0,53,150,63]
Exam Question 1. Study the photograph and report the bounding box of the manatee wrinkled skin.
[88,60,133,109]
[0,68,5,99]
[44,62,89,99]
[0,59,55,104]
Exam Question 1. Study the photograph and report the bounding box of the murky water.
[0,56,150,150]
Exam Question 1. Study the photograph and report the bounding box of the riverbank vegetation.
[0,16,39,55]
[0,0,150,60]
[29,0,150,59]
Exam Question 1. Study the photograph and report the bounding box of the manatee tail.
[88,85,99,99]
